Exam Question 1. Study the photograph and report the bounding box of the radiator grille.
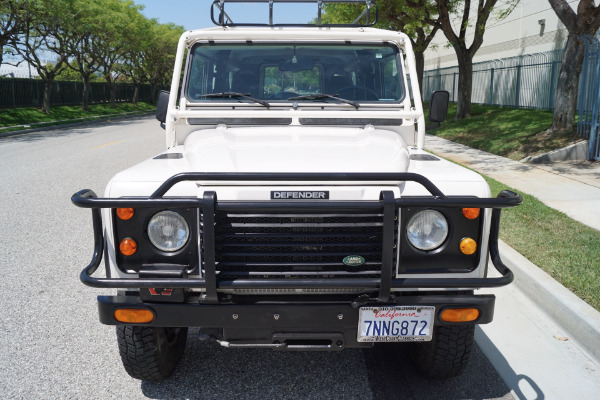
[200,212,397,278]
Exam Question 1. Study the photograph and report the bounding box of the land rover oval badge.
[343,255,365,266]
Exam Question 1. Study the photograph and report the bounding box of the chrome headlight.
[406,210,449,251]
[147,210,190,252]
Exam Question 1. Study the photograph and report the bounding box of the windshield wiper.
[197,92,270,108]
[288,93,359,109]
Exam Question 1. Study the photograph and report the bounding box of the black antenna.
[210,0,378,28]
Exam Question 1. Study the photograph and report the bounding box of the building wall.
[424,0,575,70]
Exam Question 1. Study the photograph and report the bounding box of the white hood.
[183,125,409,173]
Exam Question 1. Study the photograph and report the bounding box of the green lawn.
[427,103,582,160]
[486,176,600,310]
[0,102,156,133]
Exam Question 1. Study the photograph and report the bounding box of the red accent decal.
[148,288,173,296]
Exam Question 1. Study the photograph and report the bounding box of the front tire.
[116,325,187,381]
[410,325,474,378]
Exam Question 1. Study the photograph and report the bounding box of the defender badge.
[343,255,365,266]
[271,191,329,199]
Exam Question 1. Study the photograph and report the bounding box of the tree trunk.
[108,78,116,108]
[455,52,473,119]
[82,75,90,111]
[151,83,157,105]
[551,32,586,132]
[42,78,53,114]
[132,82,140,105]
[414,49,425,99]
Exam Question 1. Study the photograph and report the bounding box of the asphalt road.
[0,117,514,399]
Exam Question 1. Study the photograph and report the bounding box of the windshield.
[186,42,405,104]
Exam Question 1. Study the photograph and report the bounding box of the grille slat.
[212,222,384,228]
[218,241,381,248]
[201,210,397,277]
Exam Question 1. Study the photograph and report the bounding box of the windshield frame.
[183,40,407,107]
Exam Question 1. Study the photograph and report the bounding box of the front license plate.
[357,306,435,342]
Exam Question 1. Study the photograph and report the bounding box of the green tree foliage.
[0,0,31,67]
[10,0,75,113]
[95,0,147,107]
[4,0,183,111]
[141,20,185,103]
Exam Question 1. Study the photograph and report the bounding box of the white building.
[424,0,573,70]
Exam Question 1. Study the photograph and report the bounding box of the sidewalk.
[425,134,600,232]
[425,133,600,365]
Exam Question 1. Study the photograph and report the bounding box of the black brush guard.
[72,172,522,303]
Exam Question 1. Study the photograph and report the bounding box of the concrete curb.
[527,141,589,163]
[499,240,600,362]
[0,111,155,139]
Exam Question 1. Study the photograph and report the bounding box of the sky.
[134,0,319,31]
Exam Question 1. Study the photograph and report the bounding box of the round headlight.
[147,211,189,252]
[406,210,448,251]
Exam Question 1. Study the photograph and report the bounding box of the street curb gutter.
[499,240,600,362]
[0,112,155,139]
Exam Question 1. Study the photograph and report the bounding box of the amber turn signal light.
[441,308,480,323]
[119,238,137,256]
[459,238,477,255]
[114,309,154,323]
[462,208,480,219]
[116,208,135,220]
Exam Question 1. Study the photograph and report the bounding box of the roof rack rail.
[210,0,378,27]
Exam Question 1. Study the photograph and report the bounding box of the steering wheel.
[267,91,298,100]
[336,86,379,101]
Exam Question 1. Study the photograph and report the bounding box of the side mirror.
[428,90,449,130]
[156,90,169,128]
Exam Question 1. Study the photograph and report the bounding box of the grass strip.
[485,176,600,310]
[427,103,581,161]
[0,102,156,133]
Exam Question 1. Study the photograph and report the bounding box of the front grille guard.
[72,172,522,303]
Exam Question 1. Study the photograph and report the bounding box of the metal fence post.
[452,72,456,102]
[515,65,521,108]
[489,68,494,105]
[549,61,557,110]
[11,78,16,107]
[586,37,600,160]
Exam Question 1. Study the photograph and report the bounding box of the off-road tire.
[116,325,188,381]
[410,324,474,378]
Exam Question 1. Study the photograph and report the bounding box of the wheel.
[336,85,379,100]
[116,325,188,381]
[410,324,474,378]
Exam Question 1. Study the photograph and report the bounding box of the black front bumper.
[72,172,522,302]
[98,293,496,348]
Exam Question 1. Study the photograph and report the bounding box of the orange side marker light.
[441,308,480,323]
[114,309,154,323]
[459,238,477,255]
[462,208,480,219]
[116,208,135,220]
[120,238,137,256]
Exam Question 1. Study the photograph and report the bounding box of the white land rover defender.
[73,0,521,382]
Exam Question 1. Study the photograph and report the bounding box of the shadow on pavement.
[0,116,151,143]
[141,328,372,400]
[140,328,517,400]
[363,341,515,400]
[476,327,545,400]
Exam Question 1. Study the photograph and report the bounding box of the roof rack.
[210,0,378,27]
